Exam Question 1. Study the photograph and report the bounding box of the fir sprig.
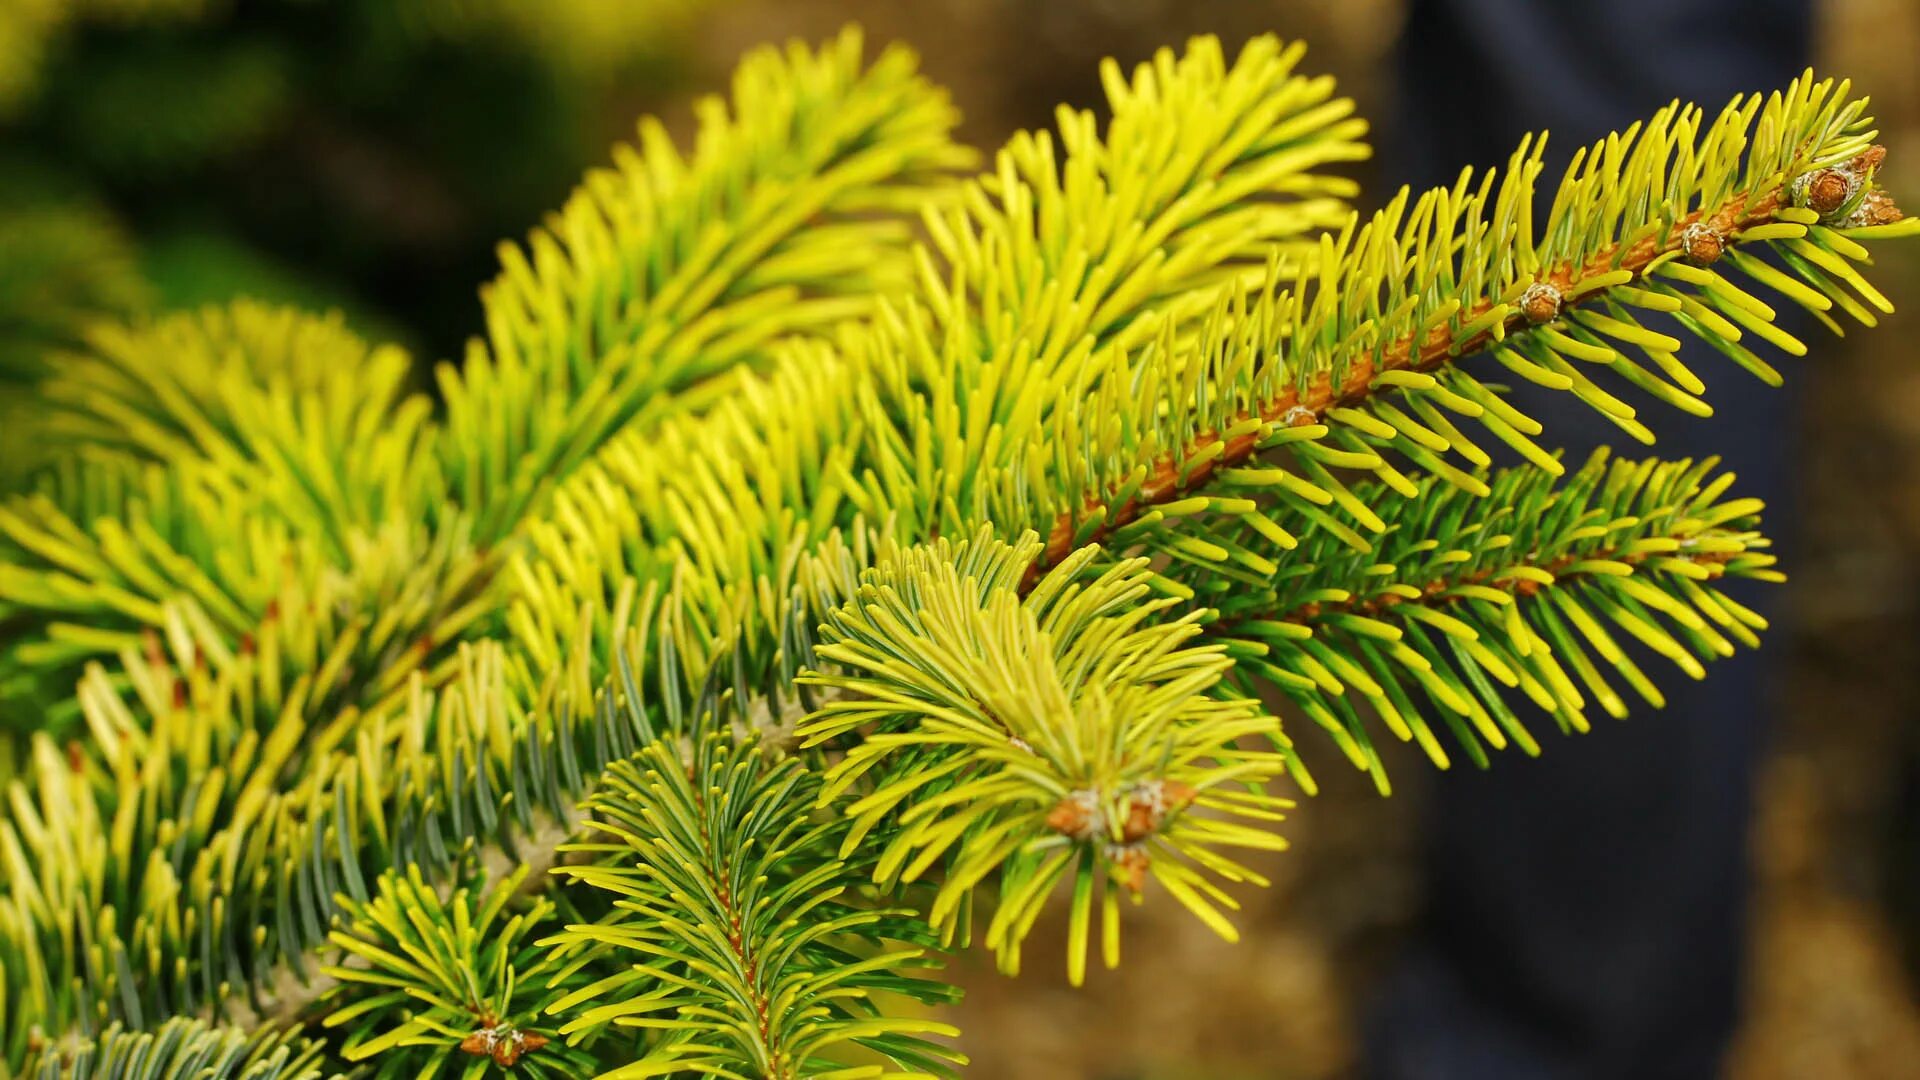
[1021,74,1909,582]
[544,737,965,1079]
[799,529,1293,984]
[18,1018,324,1080]
[1191,452,1772,789]
[0,304,476,736]
[440,26,975,542]
[917,35,1369,368]
[322,865,604,1077]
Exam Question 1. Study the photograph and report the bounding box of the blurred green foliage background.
[0,0,710,487]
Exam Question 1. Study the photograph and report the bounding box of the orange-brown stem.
[1222,541,1737,638]
[684,782,788,1079]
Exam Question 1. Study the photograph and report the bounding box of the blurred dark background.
[4,0,1917,1075]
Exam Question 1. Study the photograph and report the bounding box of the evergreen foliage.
[1,25,1916,1078]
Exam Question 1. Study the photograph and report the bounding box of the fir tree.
[2,26,1916,1078]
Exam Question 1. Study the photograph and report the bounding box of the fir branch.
[915,34,1368,369]
[30,302,436,542]
[445,61,1919,1016]
[441,27,975,542]
[1021,81,1911,587]
[544,736,965,1079]
[0,557,846,1064]
[18,1017,325,1080]
[4,37,1918,1079]
[1187,453,1773,789]
[501,32,1378,699]
[0,304,467,736]
[320,864,606,1077]
[0,626,657,1059]
[798,528,1295,984]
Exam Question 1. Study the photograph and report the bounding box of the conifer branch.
[915,34,1368,367]
[442,27,974,542]
[319,864,603,1074]
[0,305,481,739]
[16,1018,324,1080]
[798,528,1295,983]
[543,737,965,1079]
[1186,454,1773,788]
[5,33,1920,1079]
[1024,141,1902,588]
[496,34,1381,698]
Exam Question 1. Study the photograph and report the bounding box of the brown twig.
[1223,541,1737,635]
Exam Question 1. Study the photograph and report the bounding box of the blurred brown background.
[5,1,1917,1076]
